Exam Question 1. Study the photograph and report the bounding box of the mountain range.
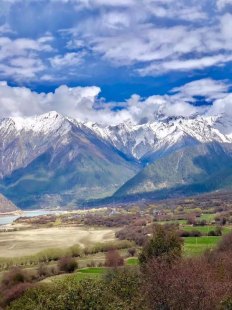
[0,111,232,209]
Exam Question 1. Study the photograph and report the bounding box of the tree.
[139,224,183,265]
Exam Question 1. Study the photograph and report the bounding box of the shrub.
[2,267,30,289]
[142,258,230,310]
[87,261,96,267]
[217,232,232,252]
[105,249,124,267]
[179,230,202,237]
[69,245,82,257]
[37,264,52,279]
[58,257,78,273]
[2,283,32,307]
[128,248,136,257]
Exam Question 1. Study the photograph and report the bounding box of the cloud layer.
[0,78,232,125]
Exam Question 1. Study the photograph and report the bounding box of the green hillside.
[114,143,232,199]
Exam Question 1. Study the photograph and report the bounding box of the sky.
[0,0,232,124]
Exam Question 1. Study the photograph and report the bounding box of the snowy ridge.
[84,114,232,159]
[0,111,232,165]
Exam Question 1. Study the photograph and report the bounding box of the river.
[0,210,66,225]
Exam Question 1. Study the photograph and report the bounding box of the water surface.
[0,210,65,226]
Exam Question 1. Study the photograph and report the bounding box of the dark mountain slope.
[114,143,232,198]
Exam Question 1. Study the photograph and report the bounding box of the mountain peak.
[10,111,66,133]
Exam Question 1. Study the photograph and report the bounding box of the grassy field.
[0,226,117,257]
[183,236,220,256]
[42,267,107,283]
[181,225,231,234]
[126,258,139,266]
[199,213,216,222]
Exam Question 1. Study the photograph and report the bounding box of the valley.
[1,190,232,308]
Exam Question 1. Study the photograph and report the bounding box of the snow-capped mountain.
[1,111,232,208]
[86,114,232,161]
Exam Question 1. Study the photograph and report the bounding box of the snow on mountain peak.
[10,111,67,133]
[1,111,232,162]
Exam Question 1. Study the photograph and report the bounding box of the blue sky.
[0,0,232,123]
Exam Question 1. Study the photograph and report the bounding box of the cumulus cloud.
[0,82,101,119]
[0,78,231,125]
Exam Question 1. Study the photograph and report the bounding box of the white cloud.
[0,78,231,125]
[50,52,85,68]
[171,78,230,101]
[1,0,232,81]
[0,35,53,80]
[139,55,232,75]
[0,23,13,34]
[0,36,53,61]
[216,0,232,9]
[62,4,232,75]
[0,82,101,119]
[208,94,232,117]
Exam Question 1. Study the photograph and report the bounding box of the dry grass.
[0,226,117,257]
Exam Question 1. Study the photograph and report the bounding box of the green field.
[42,267,106,283]
[199,213,216,222]
[181,225,231,234]
[157,219,187,225]
[126,258,139,266]
[184,236,220,256]
[77,267,106,274]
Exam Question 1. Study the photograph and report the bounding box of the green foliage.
[139,224,183,265]
[8,269,145,310]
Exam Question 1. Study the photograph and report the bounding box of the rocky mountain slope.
[1,111,232,208]
[0,194,20,214]
[0,112,139,208]
[87,115,232,162]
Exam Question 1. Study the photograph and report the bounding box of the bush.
[58,257,78,273]
[8,271,145,310]
[87,261,96,268]
[116,226,148,246]
[178,230,202,237]
[2,283,32,307]
[1,267,30,289]
[217,232,232,252]
[37,264,52,279]
[142,258,231,310]
[105,249,124,267]
[128,248,136,257]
